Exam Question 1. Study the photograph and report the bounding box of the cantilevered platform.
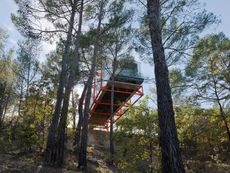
[88,73,144,129]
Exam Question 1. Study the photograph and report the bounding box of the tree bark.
[2,95,10,125]
[0,82,7,126]
[44,0,78,165]
[78,1,104,169]
[220,109,230,144]
[109,48,118,165]
[25,57,31,108]
[54,0,84,166]
[71,91,77,130]
[213,80,230,144]
[149,141,153,173]
[146,0,185,173]
[18,80,24,117]
[109,65,115,165]
[74,84,87,152]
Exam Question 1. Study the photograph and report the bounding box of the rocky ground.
[0,130,229,173]
[0,130,115,173]
[0,148,115,173]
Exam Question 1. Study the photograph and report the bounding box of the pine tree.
[146,0,185,172]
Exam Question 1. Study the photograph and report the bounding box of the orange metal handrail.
[88,71,144,130]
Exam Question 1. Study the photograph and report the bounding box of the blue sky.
[0,0,55,57]
[1,0,229,53]
[199,0,230,37]
[0,0,229,107]
[0,0,21,48]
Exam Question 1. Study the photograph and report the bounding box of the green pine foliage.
[0,0,229,172]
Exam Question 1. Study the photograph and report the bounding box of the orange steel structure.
[88,71,144,130]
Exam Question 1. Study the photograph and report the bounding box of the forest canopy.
[0,0,229,173]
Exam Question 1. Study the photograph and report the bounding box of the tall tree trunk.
[219,109,230,144]
[0,104,4,127]
[213,80,230,144]
[44,0,78,165]
[109,71,115,165]
[78,1,104,169]
[54,0,84,166]
[71,91,77,130]
[0,100,4,127]
[2,95,10,125]
[74,84,87,152]
[149,141,153,173]
[25,59,31,108]
[18,79,24,117]
[42,96,49,149]
[0,83,7,126]
[109,49,117,165]
[146,0,185,173]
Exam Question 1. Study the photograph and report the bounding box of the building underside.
[88,72,144,130]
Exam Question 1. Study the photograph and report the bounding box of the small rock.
[88,157,99,166]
